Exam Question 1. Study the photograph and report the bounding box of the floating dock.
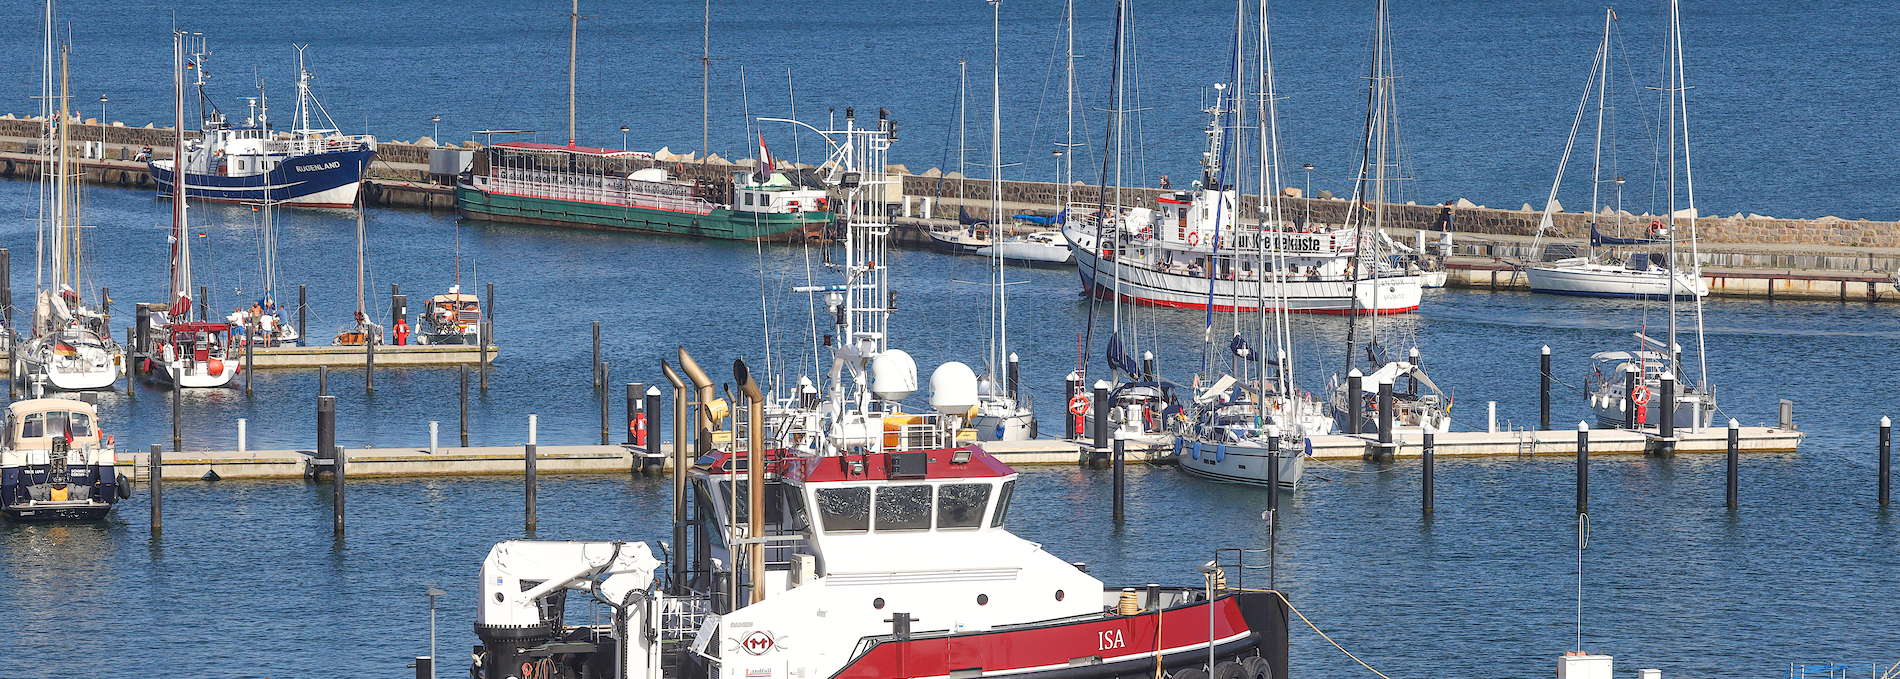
[246,343,500,368]
[1303,425,1803,459]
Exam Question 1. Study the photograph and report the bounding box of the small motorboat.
[142,321,240,389]
[416,288,483,345]
[1,398,127,521]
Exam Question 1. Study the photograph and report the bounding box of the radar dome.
[929,362,980,414]
[869,350,918,401]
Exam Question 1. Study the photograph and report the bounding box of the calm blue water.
[3,0,1898,220]
[0,174,1897,677]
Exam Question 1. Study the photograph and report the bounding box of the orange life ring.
[1139,225,1152,238]
[1068,394,1090,416]
[631,413,647,446]
[1631,385,1652,405]
[1187,232,1201,247]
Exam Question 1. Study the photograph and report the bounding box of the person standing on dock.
[1438,200,1455,231]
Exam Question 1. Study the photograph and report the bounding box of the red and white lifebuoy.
[1631,385,1652,405]
[1187,232,1201,247]
[1068,394,1091,416]
[630,413,647,446]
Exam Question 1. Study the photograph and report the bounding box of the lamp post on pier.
[431,114,441,144]
[99,94,108,157]
[621,125,630,150]
[1301,162,1315,226]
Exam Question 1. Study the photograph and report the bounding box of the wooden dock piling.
[598,362,610,445]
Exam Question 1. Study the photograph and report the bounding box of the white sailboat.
[332,158,383,346]
[967,0,1036,442]
[1175,0,1334,490]
[1525,10,1707,300]
[148,29,238,390]
[18,40,124,393]
[1585,0,1717,430]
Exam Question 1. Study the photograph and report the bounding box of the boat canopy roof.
[6,398,100,418]
[430,293,479,303]
[1590,350,1668,364]
[166,321,231,333]
[1355,362,1442,395]
[492,141,646,159]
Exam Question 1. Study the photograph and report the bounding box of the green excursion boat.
[455,141,833,241]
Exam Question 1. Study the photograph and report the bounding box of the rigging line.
[1078,0,1126,388]
[1266,590,1395,679]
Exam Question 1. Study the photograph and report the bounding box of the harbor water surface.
[1,177,1897,677]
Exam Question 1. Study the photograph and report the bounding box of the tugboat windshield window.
[816,487,871,533]
[69,413,92,437]
[937,483,992,529]
[990,479,1016,528]
[21,413,44,438]
[875,485,933,532]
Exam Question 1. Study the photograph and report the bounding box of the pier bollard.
[1007,353,1020,401]
[643,385,662,474]
[1376,377,1395,460]
[317,395,336,467]
[1657,371,1676,456]
[459,366,470,446]
[598,362,610,445]
[592,322,601,389]
[1346,369,1363,435]
[1539,345,1552,430]
[333,444,346,536]
[1111,431,1126,522]
[1064,372,1081,439]
[1091,380,1110,465]
[1141,351,1154,381]
[197,285,207,322]
[365,335,375,393]
[1576,421,1589,514]
[430,421,439,455]
[1422,430,1435,515]
[1267,432,1281,512]
[525,414,538,533]
[150,444,163,534]
[1881,417,1891,506]
[479,321,490,392]
[1623,365,1637,430]
[298,284,306,346]
[1726,419,1739,509]
[238,419,247,454]
[1487,401,1497,434]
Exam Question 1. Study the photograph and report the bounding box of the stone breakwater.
[2,114,1896,251]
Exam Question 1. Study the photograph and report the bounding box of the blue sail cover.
[1013,208,1068,226]
[1229,334,1259,363]
[1590,222,1663,247]
[1105,332,1142,376]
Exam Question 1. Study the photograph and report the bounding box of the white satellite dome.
[929,362,980,414]
[869,350,918,401]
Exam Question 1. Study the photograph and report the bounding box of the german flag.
[53,342,78,357]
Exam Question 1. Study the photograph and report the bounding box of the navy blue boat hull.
[149,147,374,208]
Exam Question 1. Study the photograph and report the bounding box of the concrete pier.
[247,343,501,368]
[1302,425,1802,459]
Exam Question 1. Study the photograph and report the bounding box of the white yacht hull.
[1527,263,1707,299]
[977,235,1073,266]
[971,409,1037,441]
[1176,439,1305,489]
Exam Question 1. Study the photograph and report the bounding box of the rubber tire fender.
[1241,656,1274,679]
[1212,661,1248,679]
[1172,669,1210,679]
[116,479,131,500]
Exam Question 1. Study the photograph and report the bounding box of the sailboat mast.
[567,0,578,146]
[357,158,367,318]
[1587,10,1610,265]
[56,45,71,298]
[958,60,966,204]
[1063,0,1074,201]
[989,0,1005,377]
[1110,0,1126,335]
[172,31,189,303]
[1665,0,1679,375]
[701,0,710,159]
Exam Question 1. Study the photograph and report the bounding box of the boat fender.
[1212,661,1249,679]
[1215,442,1226,462]
[208,358,226,376]
[1240,656,1275,679]
[117,479,131,500]
[1191,440,1201,460]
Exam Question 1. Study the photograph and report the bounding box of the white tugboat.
[467,106,1294,679]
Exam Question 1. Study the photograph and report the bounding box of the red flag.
[753,133,775,183]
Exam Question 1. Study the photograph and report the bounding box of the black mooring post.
[644,386,662,457]
[333,444,346,536]
[365,334,375,393]
[1623,367,1637,430]
[592,321,601,389]
[171,373,182,452]
[1141,351,1155,381]
[1726,418,1739,509]
[136,303,151,359]
[1111,433,1126,522]
[316,395,337,467]
[197,285,207,322]
[598,362,610,445]
[414,657,432,679]
[0,248,10,328]
[459,366,470,447]
[1540,345,1552,430]
[1007,352,1020,401]
[298,284,306,346]
[1091,380,1110,455]
[1267,434,1281,510]
[1658,372,1676,456]
[1423,429,1435,515]
[319,365,328,396]
[149,444,163,534]
[1377,378,1394,460]
[1881,416,1892,507]
[1346,369,1364,435]
[479,321,489,392]
[1576,421,1590,514]
[525,442,538,531]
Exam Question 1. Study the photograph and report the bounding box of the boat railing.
[656,590,713,645]
[279,134,376,157]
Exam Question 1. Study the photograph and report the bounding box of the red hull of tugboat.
[830,592,1289,679]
